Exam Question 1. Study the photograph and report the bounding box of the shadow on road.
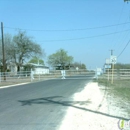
[18,96,91,106]
[18,96,129,121]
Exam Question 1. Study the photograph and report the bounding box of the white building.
[6,62,17,75]
[28,63,49,74]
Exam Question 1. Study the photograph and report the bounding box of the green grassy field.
[96,79,130,115]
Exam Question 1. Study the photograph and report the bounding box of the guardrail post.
[61,70,66,79]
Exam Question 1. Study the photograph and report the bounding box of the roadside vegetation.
[96,78,130,115]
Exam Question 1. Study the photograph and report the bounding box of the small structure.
[94,68,103,80]
[26,63,49,74]
[96,68,102,76]
[7,62,17,74]
[55,64,74,70]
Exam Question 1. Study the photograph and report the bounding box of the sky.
[0,0,130,69]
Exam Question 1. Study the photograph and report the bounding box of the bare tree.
[11,31,43,71]
[0,31,44,72]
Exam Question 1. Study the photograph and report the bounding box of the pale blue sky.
[0,0,130,69]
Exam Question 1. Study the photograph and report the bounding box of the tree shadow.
[18,96,129,121]
[18,96,91,106]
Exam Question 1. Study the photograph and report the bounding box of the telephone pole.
[1,22,6,80]
[110,49,115,84]
[110,49,114,56]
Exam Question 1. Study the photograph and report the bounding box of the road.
[0,75,94,130]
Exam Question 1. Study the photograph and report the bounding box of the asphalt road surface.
[0,75,94,130]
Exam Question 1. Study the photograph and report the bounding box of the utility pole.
[1,22,6,80]
[110,49,114,56]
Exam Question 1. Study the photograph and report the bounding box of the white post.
[95,68,98,80]
[96,69,98,80]
[31,69,34,82]
[64,70,66,79]
[61,70,66,79]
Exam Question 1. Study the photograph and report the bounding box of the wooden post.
[108,68,109,81]
[111,63,114,84]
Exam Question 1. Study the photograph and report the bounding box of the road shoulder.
[58,82,127,130]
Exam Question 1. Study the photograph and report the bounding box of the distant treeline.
[114,63,130,69]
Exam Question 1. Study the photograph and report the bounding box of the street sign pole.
[110,56,117,84]
[106,59,111,81]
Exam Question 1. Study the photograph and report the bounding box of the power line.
[111,2,125,49]
[116,31,130,53]
[117,39,130,58]
[37,29,130,42]
[112,1,130,52]
[4,22,130,32]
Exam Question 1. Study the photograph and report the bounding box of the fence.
[0,71,57,83]
[0,69,129,84]
[99,69,130,80]
[0,69,95,84]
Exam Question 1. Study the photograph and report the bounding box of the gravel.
[58,82,129,130]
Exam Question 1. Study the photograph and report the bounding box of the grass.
[97,79,130,100]
[95,78,130,116]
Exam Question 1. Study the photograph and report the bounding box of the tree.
[47,49,73,69]
[28,56,44,65]
[72,62,87,69]
[11,31,44,71]
[81,63,87,69]
[124,0,130,2]
[0,31,44,72]
[115,63,130,69]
